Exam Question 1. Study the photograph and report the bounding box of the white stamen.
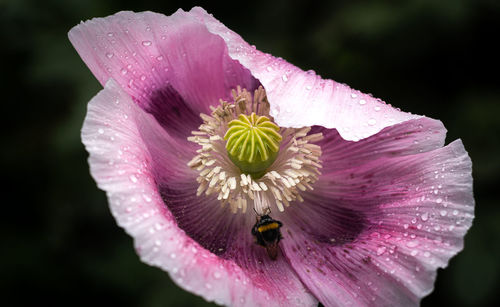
[187,86,323,214]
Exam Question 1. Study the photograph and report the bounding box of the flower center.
[187,86,323,215]
[224,113,282,179]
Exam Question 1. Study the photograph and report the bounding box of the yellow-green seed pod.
[224,113,282,178]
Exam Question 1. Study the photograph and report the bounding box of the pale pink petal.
[69,10,259,134]
[278,129,473,306]
[316,117,447,173]
[82,79,315,307]
[189,7,420,141]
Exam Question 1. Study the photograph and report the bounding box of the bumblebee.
[251,213,283,260]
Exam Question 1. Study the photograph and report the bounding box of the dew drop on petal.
[407,240,419,248]
[421,212,429,221]
[129,175,138,183]
[440,210,447,216]
[436,198,443,204]
[98,128,104,134]
[376,246,387,255]
[351,93,358,98]
[359,99,366,105]
[106,52,114,59]
[453,210,459,216]
[411,250,418,256]
[282,74,288,82]
[306,85,312,90]
[374,106,381,111]
[142,194,152,202]
[368,119,376,126]
[142,40,152,46]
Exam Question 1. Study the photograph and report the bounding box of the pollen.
[187,86,323,215]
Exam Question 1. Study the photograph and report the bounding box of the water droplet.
[106,52,114,59]
[410,250,418,256]
[140,75,146,81]
[98,128,104,134]
[142,40,152,46]
[359,99,366,105]
[107,32,114,37]
[368,119,376,126]
[374,106,381,111]
[142,194,152,202]
[376,246,387,255]
[403,224,409,229]
[213,271,221,279]
[129,175,138,183]
[156,55,164,61]
[266,66,272,72]
[436,198,443,204]
[351,93,358,98]
[453,210,459,216]
[407,240,419,248]
[306,85,312,90]
[421,212,429,221]
[282,74,288,82]
[423,251,430,257]
[146,26,151,31]
[440,210,447,216]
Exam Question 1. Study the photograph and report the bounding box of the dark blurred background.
[2,0,499,306]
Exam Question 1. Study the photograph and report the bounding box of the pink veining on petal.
[69,10,259,140]
[278,119,473,306]
[189,7,420,141]
[81,79,316,306]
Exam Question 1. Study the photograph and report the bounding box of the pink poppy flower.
[69,7,474,306]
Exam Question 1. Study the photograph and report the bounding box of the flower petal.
[316,117,447,173]
[189,7,420,141]
[82,79,315,306]
[278,131,473,306]
[69,10,259,136]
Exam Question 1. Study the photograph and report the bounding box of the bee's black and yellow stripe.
[257,222,280,233]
